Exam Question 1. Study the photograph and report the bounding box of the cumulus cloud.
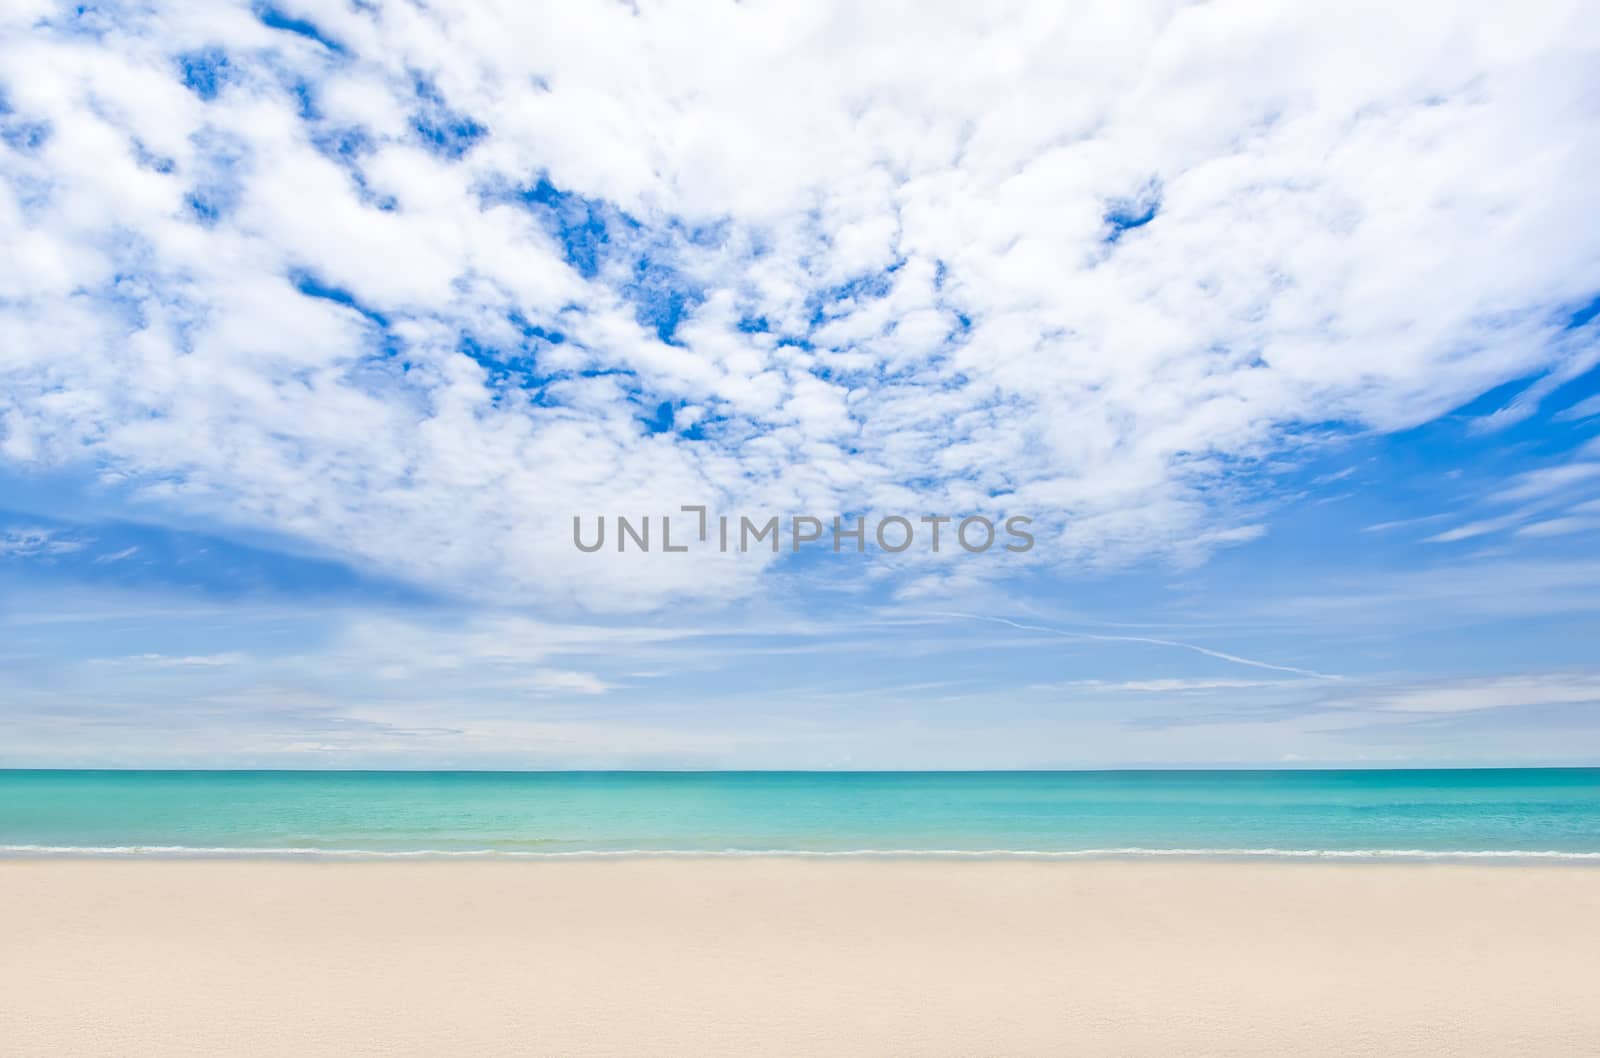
[2,0,1597,611]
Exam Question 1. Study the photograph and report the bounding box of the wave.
[3,844,1600,862]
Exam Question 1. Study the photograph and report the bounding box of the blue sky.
[1,0,1598,767]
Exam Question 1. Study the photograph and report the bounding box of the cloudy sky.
[1,0,1598,767]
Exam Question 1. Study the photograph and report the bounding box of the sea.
[2,768,1597,860]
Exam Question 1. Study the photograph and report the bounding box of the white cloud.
[4,584,1600,766]
[1,0,1598,611]
[1424,457,1600,543]
[1426,512,1530,544]
[1034,677,1304,694]
[108,652,248,668]
[1488,462,1600,504]
[1358,674,1600,714]
[91,545,140,563]
[1516,515,1600,538]
[0,527,83,558]
[1555,393,1600,421]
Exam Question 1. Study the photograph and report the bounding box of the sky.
[1,0,1598,768]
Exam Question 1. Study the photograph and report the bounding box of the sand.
[2,859,1598,1056]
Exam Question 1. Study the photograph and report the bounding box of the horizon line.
[4,764,1598,775]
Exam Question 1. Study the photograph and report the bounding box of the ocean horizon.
[4,767,1597,861]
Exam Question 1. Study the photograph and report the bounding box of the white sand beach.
[3,859,1598,1057]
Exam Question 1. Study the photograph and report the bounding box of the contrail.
[930,612,1341,681]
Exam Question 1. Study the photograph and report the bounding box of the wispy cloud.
[1356,674,1600,715]
[930,612,1341,680]
[1426,512,1530,544]
[1424,456,1600,543]
[1488,463,1600,505]
[0,528,83,558]
[92,546,139,564]
[1554,393,1600,422]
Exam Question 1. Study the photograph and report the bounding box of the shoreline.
[6,859,1599,1056]
[5,845,1600,862]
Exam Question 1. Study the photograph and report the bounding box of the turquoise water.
[2,769,1598,859]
